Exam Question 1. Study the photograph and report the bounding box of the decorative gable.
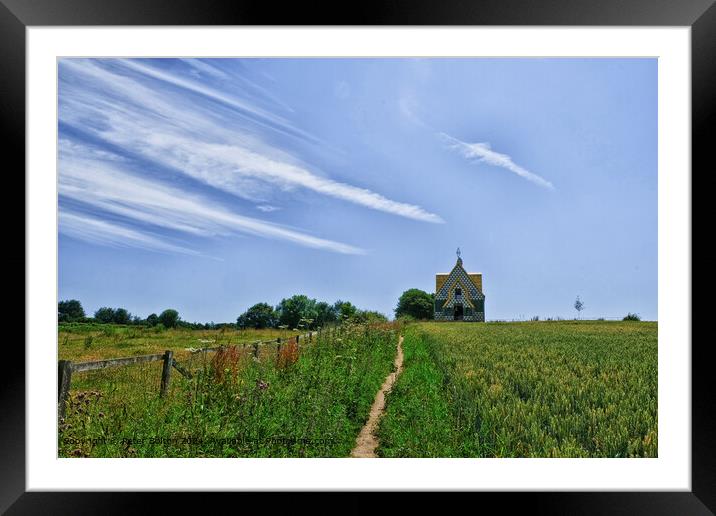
[434,250,485,322]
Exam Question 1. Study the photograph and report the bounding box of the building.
[434,249,485,321]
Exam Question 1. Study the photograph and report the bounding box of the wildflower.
[256,379,269,391]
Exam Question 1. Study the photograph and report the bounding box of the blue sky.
[58,58,657,322]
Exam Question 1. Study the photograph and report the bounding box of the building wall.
[434,263,485,322]
[434,309,485,322]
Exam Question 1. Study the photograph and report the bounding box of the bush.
[113,308,132,325]
[237,302,278,329]
[334,300,358,321]
[58,299,85,322]
[159,309,180,328]
[315,301,338,327]
[395,289,434,320]
[623,313,641,321]
[276,295,319,330]
[94,307,116,324]
[350,310,389,324]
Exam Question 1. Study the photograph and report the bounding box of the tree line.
[58,287,436,330]
[236,295,390,330]
[236,289,437,328]
[58,300,184,328]
[57,294,398,330]
[60,289,645,326]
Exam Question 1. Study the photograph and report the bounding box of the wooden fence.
[57,330,319,420]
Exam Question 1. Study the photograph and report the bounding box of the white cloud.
[398,93,428,129]
[440,133,555,190]
[180,58,295,114]
[119,59,297,134]
[179,58,229,79]
[397,90,553,191]
[256,205,281,212]
[59,59,443,224]
[59,210,201,256]
[58,142,365,255]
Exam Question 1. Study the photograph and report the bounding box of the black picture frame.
[4,0,712,513]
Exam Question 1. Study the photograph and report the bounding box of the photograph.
[56,56,658,459]
[2,0,708,505]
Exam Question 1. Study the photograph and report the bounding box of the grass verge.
[59,323,399,457]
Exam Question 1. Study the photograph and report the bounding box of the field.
[57,320,658,458]
[378,321,658,457]
[58,322,399,457]
[58,323,299,363]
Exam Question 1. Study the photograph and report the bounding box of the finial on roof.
[456,247,462,265]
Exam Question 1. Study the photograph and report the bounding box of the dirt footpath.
[350,335,404,458]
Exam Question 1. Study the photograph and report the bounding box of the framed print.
[4,0,713,512]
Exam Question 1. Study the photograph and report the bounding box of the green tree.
[276,295,318,330]
[94,307,116,324]
[574,296,585,319]
[237,302,278,329]
[58,299,85,322]
[395,288,435,320]
[159,309,180,328]
[146,313,159,327]
[334,300,358,321]
[113,308,132,325]
[314,301,338,327]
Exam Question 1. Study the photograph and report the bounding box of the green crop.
[378,321,657,458]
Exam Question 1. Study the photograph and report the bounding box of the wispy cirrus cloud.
[180,58,296,114]
[397,87,554,191]
[59,141,365,255]
[179,58,229,80]
[439,133,554,190]
[59,210,202,256]
[59,59,442,225]
[256,205,281,213]
[116,59,312,142]
[398,93,429,129]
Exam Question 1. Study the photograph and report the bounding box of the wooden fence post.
[58,360,73,420]
[171,358,193,379]
[160,350,173,397]
[276,337,282,364]
[296,334,300,346]
[253,342,260,359]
